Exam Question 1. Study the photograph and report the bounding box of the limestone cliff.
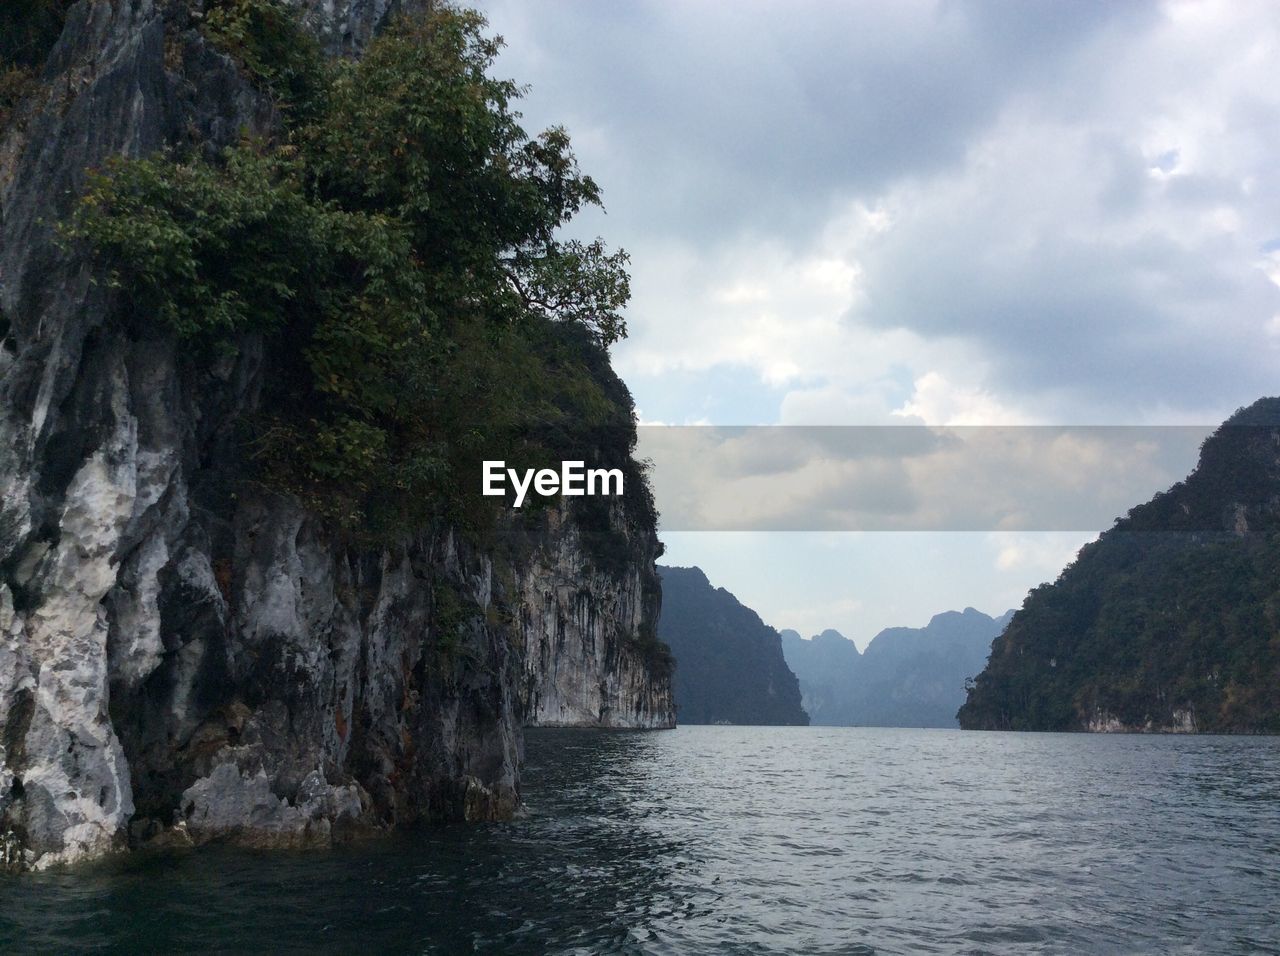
[521,511,671,728]
[0,0,672,871]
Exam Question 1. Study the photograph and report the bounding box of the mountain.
[779,628,863,723]
[0,2,671,870]
[959,398,1280,733]
[782,609,1013,727]
[658,567,808,725]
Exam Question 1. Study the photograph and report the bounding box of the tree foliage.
[958,400,1280,733]
[203,0,326,120]
[65,2,647,541]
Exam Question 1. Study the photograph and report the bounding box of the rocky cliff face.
[521,513,671,728]
[287,0,416,55]
[0,0,671,871]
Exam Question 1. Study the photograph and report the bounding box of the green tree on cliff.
[65,2,646,539]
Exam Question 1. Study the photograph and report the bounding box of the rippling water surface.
[3,727,1279,953]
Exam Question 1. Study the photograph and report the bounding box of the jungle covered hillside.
[959,399,1280,733]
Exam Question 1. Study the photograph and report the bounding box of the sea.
[2,726,1278,954]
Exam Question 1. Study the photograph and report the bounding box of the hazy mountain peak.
[661,565,711,587]
[813,628,854,645]
[783,607,1008,727]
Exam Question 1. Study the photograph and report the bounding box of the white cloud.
[893,372,1031,426]
[992,533,1090,575]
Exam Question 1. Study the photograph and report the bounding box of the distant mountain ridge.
[782,609,1013,727]
[959,397,1280,733]
[657,567,809,726]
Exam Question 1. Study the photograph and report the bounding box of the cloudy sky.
[476,0,1280,645]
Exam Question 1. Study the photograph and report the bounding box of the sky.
[474,0,1280,646]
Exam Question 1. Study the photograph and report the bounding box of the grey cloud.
[857,202,1280,413]
[477,0,1280,421]
[478,0,1158,245]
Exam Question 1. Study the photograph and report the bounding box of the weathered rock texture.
[520,513,671,729]
[286,0,421,55]
[0,0,672,871]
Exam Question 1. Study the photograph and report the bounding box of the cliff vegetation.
[0,1,74,124]
[958,398,1280,733]
[57,0,652,547]
[0,0,673,871]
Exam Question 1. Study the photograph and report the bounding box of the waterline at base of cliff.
[3,726,1277,954]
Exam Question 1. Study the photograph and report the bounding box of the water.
[2,727,1279,954]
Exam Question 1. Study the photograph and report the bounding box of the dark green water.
[2,726,1279,954]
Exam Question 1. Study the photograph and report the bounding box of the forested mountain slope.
[959,399,1280,733]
